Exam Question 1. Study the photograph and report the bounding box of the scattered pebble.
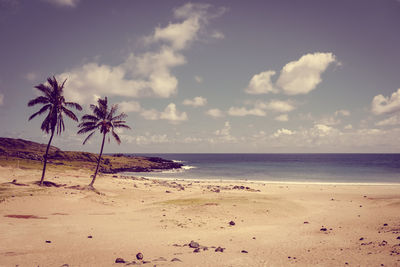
[171,258,182,262]
[87,235,93,238]
[45,240,51,243]
[136,252,143,260]
[229,221,236,226]
[193,248,200,253]
[215,246,224,252]
[359,237,364,241]
[189,241,200,248]
[384,223,388,226]
[320,228,327,231]
[115,258,125,263]
[304,221,309,224]
[241,250,248,253]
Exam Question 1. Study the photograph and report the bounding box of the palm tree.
[78,97,130,188]
[28,76,82,186]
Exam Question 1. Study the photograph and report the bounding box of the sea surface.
[123,154,400,184]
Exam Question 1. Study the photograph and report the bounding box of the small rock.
[115,258,125,263]
[359,237,364,241]
[189,241,200,248]
[252,237,256,240]
[171,258,182,262]
[136,252,143,260]
[241,250,248,253]
[193,248,200,253]
[166,190,171,193]
[383,223,388,226]
[229,221,236,226]
[87,235,93,238]
[142,261,150,264]
[215,246,224,252]
[397,236,400,240]
[60,264,69,267]
[304,221,309,224]
[45,240,52,243]
[320,228,327,231]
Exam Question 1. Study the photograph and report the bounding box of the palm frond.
[34,84,52,98]
[62,106,79,121]
[27,96,50,107]
[81,114,99,122]
[111,130,121,145]
[28,104,51,120]
[78,125,98,134]
[112,112,127,121]
[65,101,82,111]
[113,123,131,130]
[83,131,96,145]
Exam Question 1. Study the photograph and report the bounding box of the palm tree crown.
[28,76,82,134]
[78,97,130,144]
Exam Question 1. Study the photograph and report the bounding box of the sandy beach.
[0,166,399,267]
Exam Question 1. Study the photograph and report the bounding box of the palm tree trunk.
[39,130,55,186]
[89,132,106,187]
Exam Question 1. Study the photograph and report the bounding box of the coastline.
[1,165,400,266]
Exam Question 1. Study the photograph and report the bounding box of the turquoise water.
[123,154,400,184]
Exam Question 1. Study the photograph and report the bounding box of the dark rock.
[45,240,51,243]
[171,258,182,262]
[165,190,171,193]
[87,235,93,238]
[193,248,200,253]
[320,228,327,231]
[136,252,144,260]
[142,261,151,264]
[215,247,224,252]
[115,258,125,263]
[60,264,69,267]
[304,221,309,224]
[241,250,248,253]
[359,237,364,241]
[229,220,236,226]
[383,223,388,226]
[397,236,400,240]
[189,241,200,248]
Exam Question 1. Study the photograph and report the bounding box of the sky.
[0,0,400,153]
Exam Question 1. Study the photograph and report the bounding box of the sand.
[0,165,399,266]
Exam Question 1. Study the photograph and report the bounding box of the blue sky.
[1,0,400,153]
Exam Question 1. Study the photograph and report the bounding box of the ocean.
[123,154,400,184]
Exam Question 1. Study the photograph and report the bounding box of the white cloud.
[275,114,289,122]
[213,121,236,143]
[42,0,79,7]
[140,103,188,124]
[124,133,170,145]
[272,128,295,138]
[311,124,335,137]
[262,100,295,113]
[58,3,224,105]
[183,96,207,107]
[24,72,39,82]
[194,75,203,83]
[245,70,277,94]
[206,108,224,118]
[376,114,400,126]
[140,109,160,121]
[344,124,353,130]
[119,101,141,113]
[276,52,337,95]
[228,106,266,117]
[0,93,4,106]
[211,31,225,39]
[160,103,188,124]
[371,88,400,115]
[335,109,350,117]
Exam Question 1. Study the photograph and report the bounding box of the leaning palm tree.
[78,97,130,188]
[28,76,82,186]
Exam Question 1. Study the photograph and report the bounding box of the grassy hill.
[0,137,182,173]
